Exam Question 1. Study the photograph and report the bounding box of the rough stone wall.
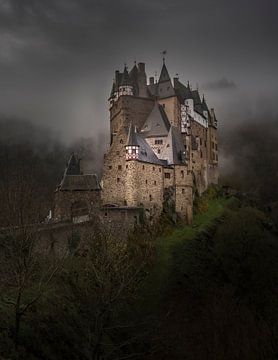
[163,167,174,188]
[38,207,142,257]
[174,165,193,223]
[158,96,181,128]
[54,190,101,222]
[110,96,154,144]
[206,125,219,185]
[190,119,209,194]
[101,127,128,206]
[125,161,164,217]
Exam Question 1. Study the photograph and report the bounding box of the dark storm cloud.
[0,0,277,142]
[203,78,236,91]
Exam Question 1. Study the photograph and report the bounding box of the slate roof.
[158,63,171,83]
[126,123,166,166]
[66,153,80,175]
[121,66,133,86]
[170,127,187,165]
[174,80,192,102]
[58,153,101,191]
[141,102,171,138]
[59,174,101,191]
[126,123,140,146]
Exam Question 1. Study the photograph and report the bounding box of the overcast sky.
[0,0,277,143]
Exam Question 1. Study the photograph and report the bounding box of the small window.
[145,180,148,184]
[126,165,128,169]
[120,139,123,144]
[109,166,112,170]
[116,151,120,155]
[200,139,202,146]
[155,139,163,145]
[142,165,145,170]
[200,151,203,158]
[165,173,170,179]
[181,170,184,178]
[157,149,161,154]
[154,181,157,185]
[215,143,218,151]
[182,188,185,194]
[149,195,152,201]
[159,168,161,172]
[118,165,122,170]
[117,177,120,183]
[153,167,155,171]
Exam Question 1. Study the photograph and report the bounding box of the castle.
[54,60,218,226]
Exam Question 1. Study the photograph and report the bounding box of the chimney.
[138,62,145,72]
[149,77,154,85]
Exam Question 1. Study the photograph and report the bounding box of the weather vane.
[161,50,167,63]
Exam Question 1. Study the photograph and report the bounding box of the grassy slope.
[140,197,228,312]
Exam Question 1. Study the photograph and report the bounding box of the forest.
[0,116,278,359]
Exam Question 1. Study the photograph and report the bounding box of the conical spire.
[110,80,116,97]
[158,62,171,83]
[66,153,80,175]
[126,123,139,147]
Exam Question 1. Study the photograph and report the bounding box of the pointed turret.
[126,123,139,160]
[157,60,175,98]
[158,61,171,83]
[66,153,80,175]
[118,65,134,96]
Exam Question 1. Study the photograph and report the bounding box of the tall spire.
[158,61,171,83]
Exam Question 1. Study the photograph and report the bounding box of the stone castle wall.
[54,190,101,222]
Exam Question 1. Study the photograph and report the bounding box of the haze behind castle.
[0,0,277,145]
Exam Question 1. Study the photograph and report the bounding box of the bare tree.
[0,227,66,349]
[65,223,153,360]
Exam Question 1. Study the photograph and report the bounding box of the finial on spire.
[161,50,167,65]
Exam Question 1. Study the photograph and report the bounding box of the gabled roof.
[141,102,171,138]
[59,174,101,191]
[126,123,166,165]
[58,154,101,191]
[136,133,167,165]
